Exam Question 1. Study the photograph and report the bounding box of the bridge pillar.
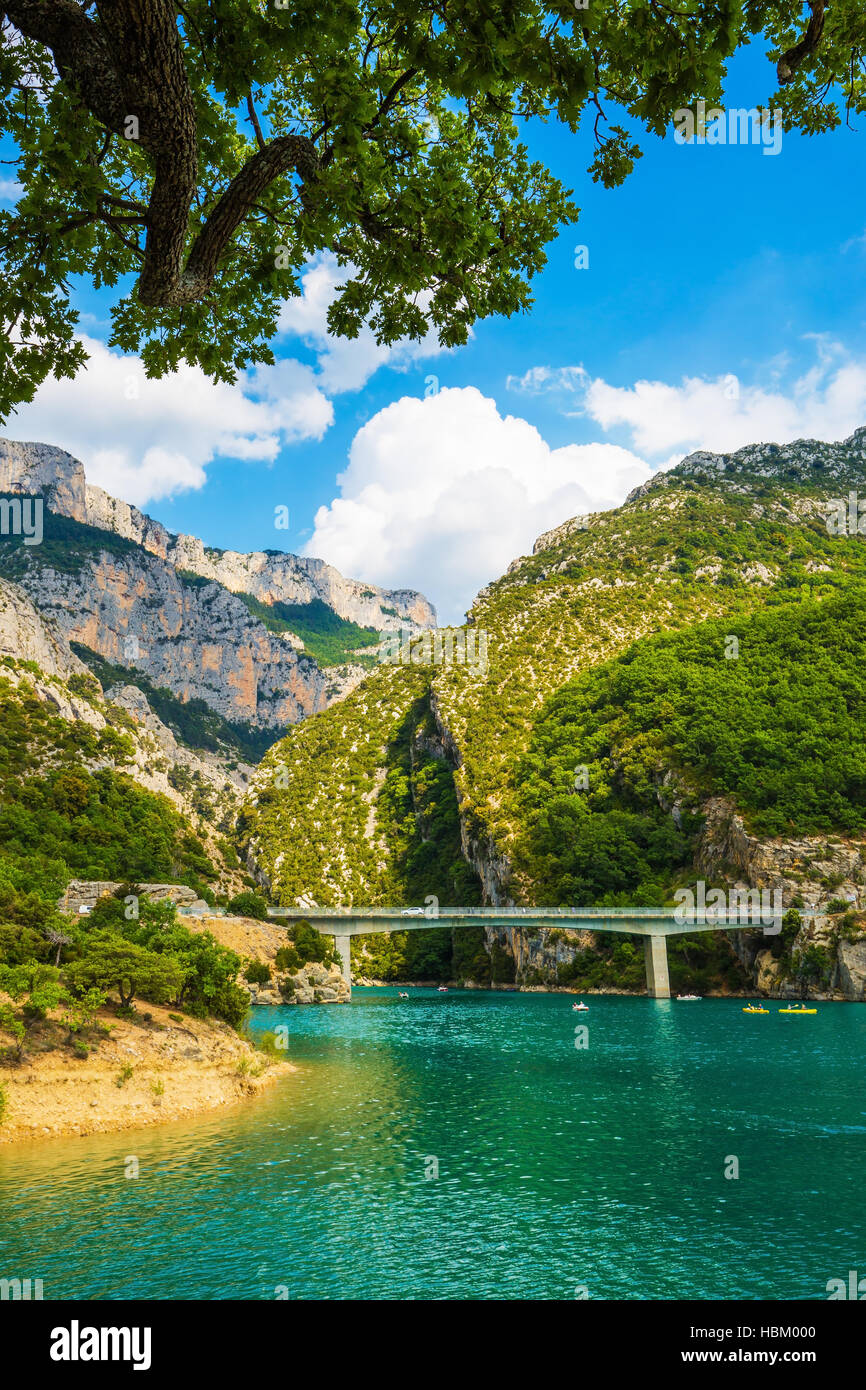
[334,934,352,993]
[644,934,670,999]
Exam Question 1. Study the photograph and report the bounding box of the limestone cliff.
[695,797,866,1002]
[0,437,436,632]
[6,541,328,728]
[0,574,86,678]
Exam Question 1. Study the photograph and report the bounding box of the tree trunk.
[3,0,319,307]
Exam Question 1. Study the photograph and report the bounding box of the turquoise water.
[1,988,864,1300]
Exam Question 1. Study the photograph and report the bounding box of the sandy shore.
[0,1001,293,1144]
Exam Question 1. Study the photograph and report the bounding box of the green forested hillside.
[432,439,866,887]
[0,666,217,903]
[235,593,381,668]
[247,434,866,988]
[0,667,252,1078]
[240,665,484,980]
[515,587,866,906]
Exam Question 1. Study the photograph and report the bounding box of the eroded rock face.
[0,440,88,520]
[696,796,865,914]
[837,939,866,1001]
[0,438,436,632]
[85,482,176,559]
[697,796,866,999]
[162,537,436,632]
[11,547,328,727]
[85,480,436,629]
[0,576,86,678]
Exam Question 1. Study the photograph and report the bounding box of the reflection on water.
[1,989,864,1299]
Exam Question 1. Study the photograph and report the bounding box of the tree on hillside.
[85,895,249,1024]
[0,0,862,417]
[66,933,184,1009]
[226,890,269,920]
[0,961,74,1058]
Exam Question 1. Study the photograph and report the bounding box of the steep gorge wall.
[0,438,436,632]
[9,549,328,728]
[421,432,866,998]
[696,797,866,1001]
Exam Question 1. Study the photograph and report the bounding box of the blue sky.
[6,41,866,621]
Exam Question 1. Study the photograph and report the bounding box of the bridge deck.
[267,903,793,999]
[266,906,781,937]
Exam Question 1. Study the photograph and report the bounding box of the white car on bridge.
[400,907,425,917]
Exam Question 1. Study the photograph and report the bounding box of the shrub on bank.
[227,891,269,920]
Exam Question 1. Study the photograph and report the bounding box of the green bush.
[288,921,336,965]
[275,945,302,972]
[227,890,269,920]
[244,960,272,985]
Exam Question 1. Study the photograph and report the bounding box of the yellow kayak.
[778,1006,817,1014]
[743,1006,768,1014]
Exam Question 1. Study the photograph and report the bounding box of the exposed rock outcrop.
[0,575,86,678]
[0,439,88,519]
[0,437,436,632]
[695,795,866,1000]
[696,795,865,913]
[9,546,328,727]
[245,959,350,1007]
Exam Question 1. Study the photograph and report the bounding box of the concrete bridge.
[266,906,757,999]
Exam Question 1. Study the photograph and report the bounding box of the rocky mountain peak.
[0,439,88,520]
[0,436,436,632]
[625,428,866,506]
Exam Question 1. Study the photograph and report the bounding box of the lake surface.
[1,989,864,1300]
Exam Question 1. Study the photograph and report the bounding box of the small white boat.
[398,991,409,999]
[437,985,448,992]
[572,1001,589,1011]
[676,993,701,1001]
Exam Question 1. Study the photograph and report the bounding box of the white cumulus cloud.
[304,386,652,623]
[512,339,866,459]
[278,253,447,394]
[7,335,333,507]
